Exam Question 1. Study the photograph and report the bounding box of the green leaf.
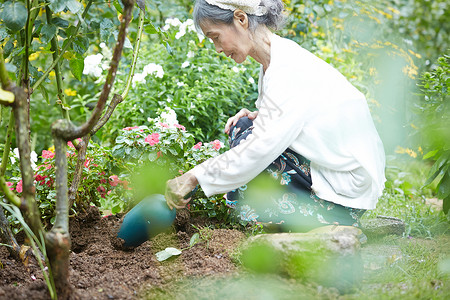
[113,0,123,14]
[189,233,199,247]
[0,1,28,32]
[66,0,83,14]
[0,27,9,41]
[48,0,67,13]
[100,19,114,42]
[423,149,439,160]
[39,85,50,105]
[425,154,449,186]
[73,36,89,54]
[437,171,450,199]
[52,17,69,28]
[40,24,57,44]
[155,247,182,261]
[69,57,84,81]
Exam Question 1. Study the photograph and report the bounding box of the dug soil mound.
[0,206,245,299]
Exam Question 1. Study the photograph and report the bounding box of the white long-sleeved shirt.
[192,34,386,209]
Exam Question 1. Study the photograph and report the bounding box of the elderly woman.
[165,0,386,231]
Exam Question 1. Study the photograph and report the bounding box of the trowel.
[117,186,198,248]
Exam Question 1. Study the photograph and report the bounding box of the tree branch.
[12,84,44,237]
[0,203,21,260]
[45,6,70,121]
[52,136,69,231]
[54,0,136,141]
[0,176,22,207]
[0,48,12,90]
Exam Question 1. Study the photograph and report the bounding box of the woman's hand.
[165,171,199,210]
[224,108,258,135]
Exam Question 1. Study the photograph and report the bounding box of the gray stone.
[360,216,406,238]
[239,226,363,291]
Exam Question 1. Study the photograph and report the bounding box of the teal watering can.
[117,186,198,248]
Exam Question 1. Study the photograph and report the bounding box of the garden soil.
[0,206,246,299]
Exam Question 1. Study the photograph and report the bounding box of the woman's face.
[200,18,252,64]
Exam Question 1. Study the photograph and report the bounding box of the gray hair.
[193,0,286,33]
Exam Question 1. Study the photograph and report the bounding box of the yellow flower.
[64,88,77,97]
[369,68,377,76]
[320,46,332,53]
[387,6,400,15]
[418,147,423,155]
[29,52,39,61]
[408,49,422,59]
[49,70,56,77]
[402,65,418,79]
[48,145,55,153]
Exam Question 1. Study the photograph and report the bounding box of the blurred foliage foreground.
[0,0,449,298]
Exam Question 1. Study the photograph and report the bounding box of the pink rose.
[174,123,186,131]
[42,150,54,159]
[193,142,202,150]
[145,133,160,146]
[211,139,222,150]
[67,141,75,148]
[16,180,23,193]
[109,175,120,187]
[159,122,169,128]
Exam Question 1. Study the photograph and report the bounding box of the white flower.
[30,151,37,170]
[132,72,146,87]
[248,77,255,84]
[83,54,104,77]
[177,82,185,87]
[99,42,106,49]
[181,61,190,68]
[197,94,202,98]
[143,63,164,78]
[165,18,182,27]
[175,29,186,39]
[198,67,203,72]
[160,108,178,125]
[232,66,239,73]
[187,51,195,58]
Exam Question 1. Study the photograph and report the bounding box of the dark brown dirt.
[0,206,245,299]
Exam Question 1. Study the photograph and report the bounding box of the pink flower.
[174,123,186,131]
[42,150,54,159]
[97,186,106,198]
[159,122,169,128]
[6,182,14,191]
[109,175,120,187]
[145,133,160,146]
[84,158,91,168]
[211,139,222,150]
[123,126,140,131]
[16,180,23,193]
[67,141,75,148]
[193,142,202,150]
[100,179,107,184]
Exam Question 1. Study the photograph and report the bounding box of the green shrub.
[100,17,259,144]
[415,53,450,214]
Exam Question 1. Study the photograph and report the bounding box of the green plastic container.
[117,194,176,247]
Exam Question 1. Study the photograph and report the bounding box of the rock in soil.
[239,225,363,292]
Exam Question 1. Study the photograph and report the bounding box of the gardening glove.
[165,171,198,210]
